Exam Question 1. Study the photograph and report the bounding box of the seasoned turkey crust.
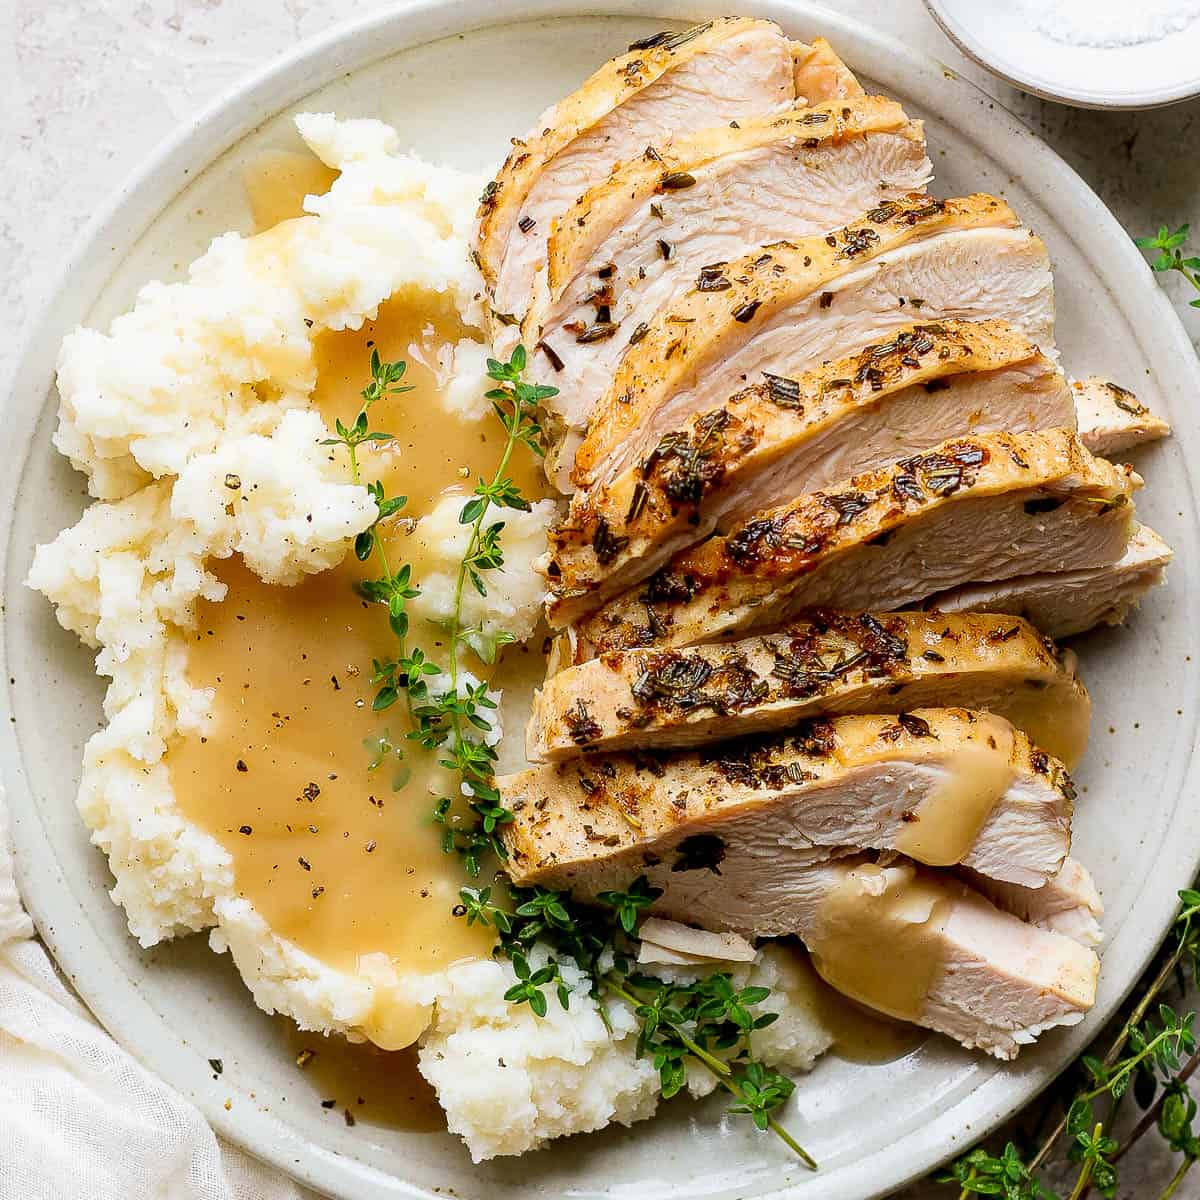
[530,609,1089,767]
[571,192,1028,488]
[546,319,1068,621]
[573,427,1140,656]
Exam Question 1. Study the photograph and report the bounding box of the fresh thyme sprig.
[423,344,555,873]
[329,344,814,1164]
[1136,224,1200,307]
[935,884,1200,1200]
[482,872,816,1167]
[322,351,422,721]
[322,349,411,487]
[602,969,813,1165]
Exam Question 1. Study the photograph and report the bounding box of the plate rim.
[3,2,1200,1198]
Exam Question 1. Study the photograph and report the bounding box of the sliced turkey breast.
[477,19,802,349]
[530,609,1089,767]
[632,863,1097,1054]
[796,858,1097,1058]
[545,321,1071,620]
[503,708,1074,890]
[791,36,865,100]
[527,97,932,482]
[500,754,1095,1057]
[574,428,1139,658]
[570,194,1055,492]
[928,522,1171,639]
[967,857,1103,948]
[636,917,758,967]
[1070,377,1170,457]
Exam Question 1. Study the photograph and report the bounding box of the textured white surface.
[0,806,313,1200]
[2,2,1200,1198]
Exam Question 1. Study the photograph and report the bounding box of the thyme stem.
[340,386,416,721]
[601,974,817,1170]
[1159,1154,1197,1200]
[1065,1127,1101,1200]
[1029,909,1199,1172]
[1077,1029,1181,1104]
[1135,223,1200,307]
[446,400,521,718]
[601,975,731,1078]
[1114,1047,1200,1162]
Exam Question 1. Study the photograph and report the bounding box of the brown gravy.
[242,149,338,231]
[894,738,1015,868]
[282,1022,445,1131]
[169,289,544,1050]
[806,862,950,1027]
[1004,677,1090,771]
[776,945,925,1065]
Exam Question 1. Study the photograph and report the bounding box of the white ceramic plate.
[3,3,1200,1198]
[924,0,1200,109]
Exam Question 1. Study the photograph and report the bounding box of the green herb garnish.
[1136,224,1200,306]
[327,343,814,1165]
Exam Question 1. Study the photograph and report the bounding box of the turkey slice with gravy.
[499,719,1095,1058]
[502,708,1074,891]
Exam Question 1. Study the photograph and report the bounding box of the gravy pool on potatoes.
[168,273,544,1050]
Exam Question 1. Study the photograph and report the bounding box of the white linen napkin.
[0,795,319,1200]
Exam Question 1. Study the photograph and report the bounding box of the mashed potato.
[29,113,510,1014]
[54,114,484,502]
[28,113,832,1159]
[408,493,559,647]
[419,944,834,1161]
[417,950,659,1161]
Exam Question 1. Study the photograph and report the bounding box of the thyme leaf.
[333,345,812,1163]
[1136,224,1200,307]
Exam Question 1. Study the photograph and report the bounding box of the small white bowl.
[925,0,1200,108]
